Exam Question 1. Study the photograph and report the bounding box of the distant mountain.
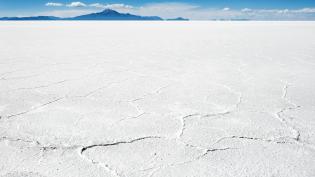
[166,17,189,21]
[0,16,60,20]
[71,9,162,20]
[0,9,172,21]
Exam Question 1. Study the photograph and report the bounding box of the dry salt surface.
[0,21,315,177]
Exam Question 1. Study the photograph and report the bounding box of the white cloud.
[125,3,239,20]
[89,3,133,10]
[243,8,315,14]
[89,3,105,8]
[104,4,133,10]
[292,8,315,13]
[66,2,87,8]
[222,7,230,11]
[277,9,289,14]
[128,3,201,19]
[46,2,63,7]
[238,8,315,20]
[241,8,252,12]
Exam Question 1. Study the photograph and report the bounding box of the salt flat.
[0,21,315,177]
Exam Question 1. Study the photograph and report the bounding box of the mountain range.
[0,9,189,21]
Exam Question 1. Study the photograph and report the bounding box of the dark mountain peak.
[73,9,162,20]
[99,9,120,15]
[167,17,189,21]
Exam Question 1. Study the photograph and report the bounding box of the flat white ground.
[0,21,315,177]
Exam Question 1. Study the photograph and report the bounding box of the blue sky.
[1,0,315,20]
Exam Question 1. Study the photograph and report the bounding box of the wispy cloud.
[130,3,201,19]
[238,7,315,20]
[89,3,105,8]
[66,2,87,8]
[241,8,252,12]
[104,4,134,10]
[45,2,63,7]
[128,3,236,20]
[222,7,230,11]
[292,8,315,13]
[89,3,133,10]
